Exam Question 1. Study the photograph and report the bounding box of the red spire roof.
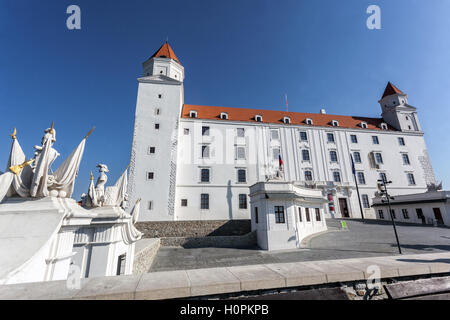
[150,42,180,63]
[382,82,404,98]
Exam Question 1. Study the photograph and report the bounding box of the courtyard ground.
[149,219,450,272]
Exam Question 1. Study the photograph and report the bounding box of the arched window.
[360,121,368,129]
[220,112,228,120]
[189,110,198,118]
[283,116,291,124]
[255,115,263,122]
[305,118,313,125]
[331,120,339,127]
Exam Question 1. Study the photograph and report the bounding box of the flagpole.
[351,154,365,221]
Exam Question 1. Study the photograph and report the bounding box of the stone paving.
[150,219,450,272]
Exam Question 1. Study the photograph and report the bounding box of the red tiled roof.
[150,42,180,63]
[182,104,395,131]
[382,82,404,98]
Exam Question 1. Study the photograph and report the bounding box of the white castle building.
[128,42,437,222]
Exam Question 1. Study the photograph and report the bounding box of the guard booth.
[249,181,328,251]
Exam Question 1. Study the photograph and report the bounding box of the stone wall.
[133,238,160,274]
[136,220,251,238]
[160,231,256,249]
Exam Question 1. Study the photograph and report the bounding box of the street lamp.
[377,179,402,254]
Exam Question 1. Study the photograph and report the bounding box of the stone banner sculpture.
[0,124,93,203]
[81,163,129,209]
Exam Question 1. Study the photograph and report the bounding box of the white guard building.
[372,190,450,226]
[249,181,328,251]
[129,42,438,222]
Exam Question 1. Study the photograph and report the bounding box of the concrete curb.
[0,252,449,300]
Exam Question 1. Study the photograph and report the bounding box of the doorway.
[338,198,350,218]
[433,208,444,225]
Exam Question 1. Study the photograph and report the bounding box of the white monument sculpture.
[0,125,142,285]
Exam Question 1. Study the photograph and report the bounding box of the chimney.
[320,108,326,114]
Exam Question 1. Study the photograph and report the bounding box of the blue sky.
[1,0,449,198]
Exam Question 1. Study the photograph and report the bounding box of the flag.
[285,94,288,112]
[350,154,356,175]
[279,154,283,170]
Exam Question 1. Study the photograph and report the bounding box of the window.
[305,170,313,181]
[272,148,280,160]
[402,209,409,219]
[155,123,160,129]
[372,136,379,144]
[200,168,210,182]
[274,206,285,223]
[283,117,291,124]
[357,172,366,185]
[327,133,335,143]
[315,208,321,221]
[330,150,338,162]
[189,110,197,118]
[379,172,387,183]
[239,194,247,209]
[116,254,126,276]
[255,115,263,122]
[236,146,246,160]
[300,131,308,141]
[147,172,154,180]
[380,123,388,130]
[407,173,416,185]
[201,145,210,158]
[391,209,396,219]
[200,194,209,209]
[333,171,341,182]
[331,120,339,127]
[298,207,302,222]
[181,199,188,207]
[237,169,246,183]
[302,149,310,161]
[148,201,153,210]
[362,194,370,208]
[148,146,155,154]
[350,135,358,143]
[416,208,424,220]
[305,118,313,125]
[378,210,384,219]
[305,208,311,221]
[155,108,160,115]
[374,152,383,164]
[202,126,210,136]
[184,128,190,135]
[158,94,162,99]
[220,112,228,120]
[271,130,279,140]
[402,154,410,165]
[398,137,405,146]
[237,128,245,137]
[255,207,259,223]
[360,122,368,129]
[353,152,361,163]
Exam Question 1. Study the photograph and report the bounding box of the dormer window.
[360,121,368,129]
[189,110,198,118]
[380,123,388,130]
[220,112,228,120]
[305,118,313,125]
[331,120,339,127]
[283,116,291,124]
[255,115,263,122]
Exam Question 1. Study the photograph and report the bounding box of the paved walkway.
[1,252,449,300]
[150,219,450,272]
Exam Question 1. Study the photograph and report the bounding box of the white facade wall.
[166,118,433,221]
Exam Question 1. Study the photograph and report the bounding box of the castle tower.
[378,82,422,132]
[128,42,184,221]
